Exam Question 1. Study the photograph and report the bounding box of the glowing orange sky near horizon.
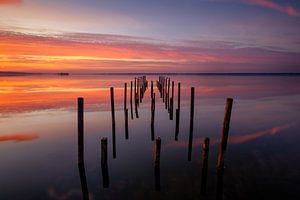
[1,31,299,73]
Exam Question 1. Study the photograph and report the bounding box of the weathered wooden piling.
[165,78,168,108]
[177,82,181,110]
[125,108,129,139]
[201,137,210,195]
[110,87,116,159]
[175,108,180,140]
[216,98,233,200]
[162,77,164,100]
[169,97,173,120]
[137,78,140,106]
[78,97,84,164]
[101,138,109,188]
[135,93,139,118]
[78,162,89,200]
[124,83,127,110]
[151,93,156,140]
[217,98,233,169]
[188,87,195,161]
[154,137,161,192]
[171,80,174,115]
[167,78,170,110]
[130,81,133,119]
[151,80,153,99]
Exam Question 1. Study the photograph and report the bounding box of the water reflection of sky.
[0,75,300,200]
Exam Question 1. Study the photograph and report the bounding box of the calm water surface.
[0,75,300,200]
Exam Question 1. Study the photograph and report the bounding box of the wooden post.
[101,138,109,188]
[165,78,168,109]
[78,97,84,164]
[137,78,140,106]
[110,87,116,159]
[175,109,180,140]
[167,78,170,111]
[162,77,164,100]
[216,98,233,200]
[124,82,127,110]
[171,81,174,115]
[130,81,133,120]
[169,97,173,120]
[177,82,181,110]
[125,109,129,139]
[201,137,210,195]
[151,80,153,99]
[140,86,143,103]
[154,137,161,192]
[135,93,139,118]
[188,87,195,161]
[217,98,233,169]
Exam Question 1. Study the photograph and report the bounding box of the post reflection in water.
[101,138,110,188]
[154,138,161,192]
[78,162,90,200]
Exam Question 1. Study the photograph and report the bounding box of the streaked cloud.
[242,0,300,17]
[0,133,39,142]
[1,30,299,73]
[0,0,22,4]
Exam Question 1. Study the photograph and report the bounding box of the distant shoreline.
[1,71,300,77]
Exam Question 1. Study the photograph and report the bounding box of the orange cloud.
[0,133,39,142]
[0,0,22,4]
[242,0,300,17]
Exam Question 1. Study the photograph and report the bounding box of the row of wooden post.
[77,78,233,198]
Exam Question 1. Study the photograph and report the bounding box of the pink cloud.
[242,0,300,17]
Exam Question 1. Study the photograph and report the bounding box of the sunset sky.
[1,0,300,73]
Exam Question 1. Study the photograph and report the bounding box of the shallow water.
[0,75,300,200]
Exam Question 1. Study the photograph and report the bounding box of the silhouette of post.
[130,81,133,119]
[167,78,170,111]
[188,87,195,161]
[135,93,139,118]
[217,98,233,168]
[201,137,210,195]
[151,93,156,141]
[177,82,181,110]
[137,78,140,106]
[154,137,161,192]
[101,138,109,188]
[175,108,180,140]
[124,83,127,110]
[165,78,168,108]
[125,108,129,139]
[216,98,233,200]
[110,87,116,159]
[78,97,84,164]
[169,97,173,120]
[151,80,153,99]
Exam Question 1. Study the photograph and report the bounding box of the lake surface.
[0,75,300,200]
